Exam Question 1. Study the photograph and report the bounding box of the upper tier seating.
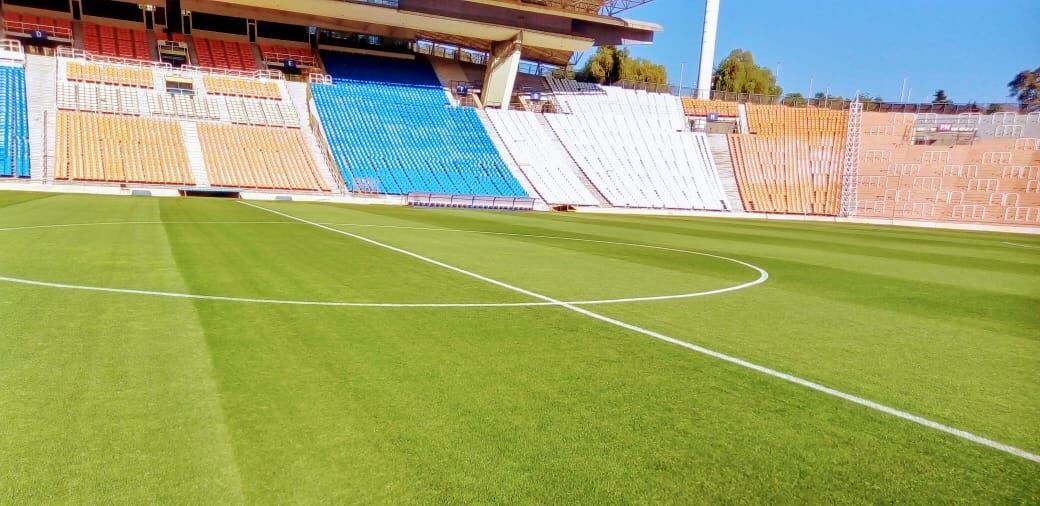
[81,22,151,61]
[313,51,526,196]
[202,75,280,99]
[855,111,1040,225]
[541,79,729,209]
[2,12,73,40]
[259,44,316,66]
[728,105,849,215]
[66,60,153,88]
[197,123,327,191]
[485,109,598,205]
[682,98,738,117]
[194,37,257,71]
[0,65,30,178]
[55,110,193,184]
[58,82,141,115]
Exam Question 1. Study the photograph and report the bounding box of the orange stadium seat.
[728,105,848,215]
[855,111,1040,225]
[81,22,152,61]
[681,98,738,117]
[196,123,327,191]
[54,111,192,184]
[194,37,258,71]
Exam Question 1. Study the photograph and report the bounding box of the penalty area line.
[239,201,1040,464]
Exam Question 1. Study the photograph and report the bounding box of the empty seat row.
[194,37,257,71]
[54,110,192,184]
[146,92,221,120]
[259,44,316,66]
[82,22,151,61]
[225,97,297,127]
[728,135,844,215]
[66,60,153,88]
[197,122,327,191]
[2,12,72,39]
[682,98,739,117]
[0,65,30,178]
[58,82,140,115]
[202,75,280,99]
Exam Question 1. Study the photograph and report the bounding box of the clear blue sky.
[612,0,1039,103]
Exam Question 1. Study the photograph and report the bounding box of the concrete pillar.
[481,34,522,109]
[696,0,720,99]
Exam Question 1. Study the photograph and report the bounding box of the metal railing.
[4,20,73,40]
[406,192,536,210]
[57,46,172,71]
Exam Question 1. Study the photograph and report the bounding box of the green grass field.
[1,190,1037,503]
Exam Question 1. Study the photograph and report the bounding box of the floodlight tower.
[695,0,720,99]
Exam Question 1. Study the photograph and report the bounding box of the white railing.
[56,46,172,71]
[308,73,332,85]
[5,20,73,40]
[180,64,283,80]
[260,50,316,66]
[0,39,25,64]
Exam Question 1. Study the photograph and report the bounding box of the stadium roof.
[513,0,657,16]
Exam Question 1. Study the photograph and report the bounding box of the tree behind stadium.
[575,46,667,85]
[1008,67,1039,112]
[711,49,782,96]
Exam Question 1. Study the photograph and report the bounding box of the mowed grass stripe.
[0,195,244,502]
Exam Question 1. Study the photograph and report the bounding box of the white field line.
[0,221,766,307]
[241,201,1040,464]
[1003,241,1040,249]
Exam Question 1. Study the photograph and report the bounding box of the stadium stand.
[58,82,141,115]
[682,98,738,117]
[543,78,729,209]
[54,110,193,184]
[81,22,152,61]
[0,64,30,177]
[485,108,599,205]
[196,122,327,190]
[855,111,1040,225]
[728,105,848,215]
[193,37,258,71]
[66,60,154,88]
[312,51,526,196]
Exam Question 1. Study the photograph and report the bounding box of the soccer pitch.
[1,190,1037,503]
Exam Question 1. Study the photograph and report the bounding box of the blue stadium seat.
[0,65,30,178]
[312,51,526,197]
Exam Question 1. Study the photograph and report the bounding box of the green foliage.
[932,89,951,104]
[783,92,807,106]
[575,46,667,85]
[985,103,1004,115]
[711,49,782,96]
[1007,67,1039,112]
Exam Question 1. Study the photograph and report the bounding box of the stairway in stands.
[179,121,210,187]
[285,81,343,193]
[536,114,612,207]
[474,108,542,202]
[706,134,745,212]
[24,54,56,183]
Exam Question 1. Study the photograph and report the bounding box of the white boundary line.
[241,201,1040,464]
[1003,241,1040,249]
[0,220,766,307]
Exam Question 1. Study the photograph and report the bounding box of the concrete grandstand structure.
[0,0,1036,232]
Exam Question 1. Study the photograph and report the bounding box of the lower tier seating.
[0,65,30,178]
[485,109,598,205]
[728,135,845,215]
[55,111,192,184]
[547,112,727,209]
[854,111,1040,225]
[197,123,327,191]
[313,51,526,196]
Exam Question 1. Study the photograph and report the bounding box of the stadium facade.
[0,0,1036,232]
